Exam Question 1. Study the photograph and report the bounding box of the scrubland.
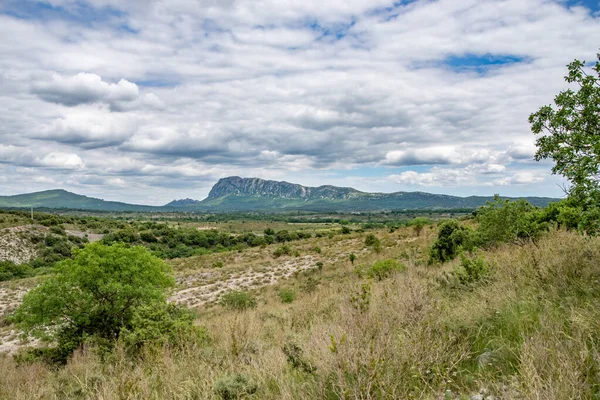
[1,222,598,399]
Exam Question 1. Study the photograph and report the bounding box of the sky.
[0,0,599,205]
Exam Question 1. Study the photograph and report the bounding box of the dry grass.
[0,228,599,399]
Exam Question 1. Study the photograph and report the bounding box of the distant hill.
[191,176,558,211]
[0,178,559,212]
[0,189,158,212]
[165,198,202,207]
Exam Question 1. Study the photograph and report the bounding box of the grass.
[0,227,599,399]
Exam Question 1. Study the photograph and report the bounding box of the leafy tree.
[529,56,600,199]
[475,196,548,246]
[349,253,356,264]
[429,219,473,263]
[13,243,175,363]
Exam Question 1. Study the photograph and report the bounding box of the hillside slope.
[1,179,559,212]
[0,190,158,211]
[191,176,558,211]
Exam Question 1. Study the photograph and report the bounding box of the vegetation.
[356,259,406,280]
[218,291,257,311]
[429,219,474,263]
[530,55,600,234]
[277,288,296,304]
[12,243,178,364]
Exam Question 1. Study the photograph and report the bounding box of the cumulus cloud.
[34,108,139,148]
[31,72,138,107]
[0,0,598,203]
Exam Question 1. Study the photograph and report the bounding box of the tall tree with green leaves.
[529,55,600,199]
[14,243,175,363]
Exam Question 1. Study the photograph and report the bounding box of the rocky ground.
[0,225,46,264]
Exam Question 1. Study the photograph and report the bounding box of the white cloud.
[39,152,85,169]
[31,72,139,107]
[0,0,598,203]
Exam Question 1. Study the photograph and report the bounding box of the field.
[0,207,599,399]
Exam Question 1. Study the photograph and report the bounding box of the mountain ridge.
[0,177,560,212]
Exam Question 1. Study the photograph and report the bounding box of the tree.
[14,243,175,362]
[410,217,432,237]
[429,219,473,263]
[529,55,600,199]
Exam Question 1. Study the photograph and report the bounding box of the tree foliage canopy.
[14,243,175,361]
[529,56,600,198]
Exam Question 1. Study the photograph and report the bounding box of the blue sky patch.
[562,0,600,12]
[307,18,357,41]
[442,54,530,73]
[2,0,126,27]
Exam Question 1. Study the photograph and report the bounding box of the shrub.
[367,259,406,280]
[364,233,380,247]
[429,219,474,263]
[341,226,351,234]
[283,342,316,373]
[214,373,258,400]
[410,217,433,236]
[453,253,490,285]
[212,261,224,268]
[349,253,356,264]
[120,303,208,353]
[0,261,33,282]
[50,225,66,235]
[475,196,549,246]
[278,288,296,303]
[356,259,406,280]
[219,291,257,311]
[273,245,292,258]
[275,230,291,242]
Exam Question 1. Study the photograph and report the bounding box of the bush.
[454,254,490,285]
[219,291,257,311]
[273,245,292,258]
[475,196,548,246]
[429,219,474,263]
[357,259,406,280]
[364,233,380,247]
[120,303,208,353]
[0,261,33,281]
[278,288,296,303]
[283,342,316,373]
[410,217,433,236]
[341,226,351,234]
[214,373,258,400]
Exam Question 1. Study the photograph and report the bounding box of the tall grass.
[1,229,599,399]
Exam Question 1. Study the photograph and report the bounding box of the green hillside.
[0,190,159,212]
[0,182,559,213]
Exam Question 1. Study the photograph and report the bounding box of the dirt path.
[171,255,316,308]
